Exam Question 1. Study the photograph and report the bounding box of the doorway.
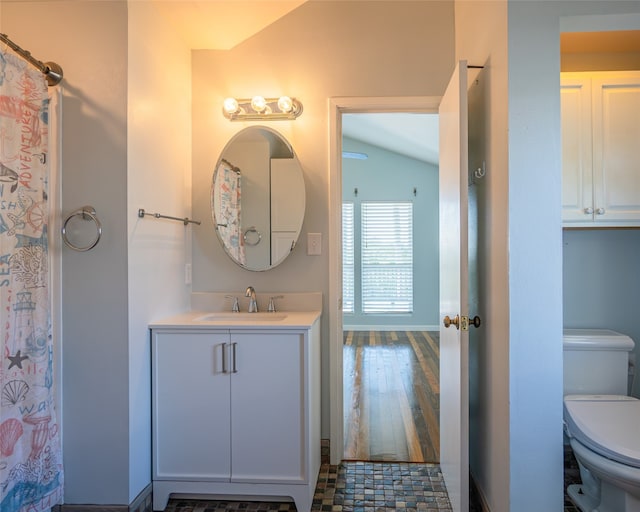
[329,97,439,463]
[331,105,442,464]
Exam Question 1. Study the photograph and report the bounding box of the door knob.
[443,314,481,330]
[443,315,459,329]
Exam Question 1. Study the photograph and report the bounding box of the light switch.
[307,233,322,255]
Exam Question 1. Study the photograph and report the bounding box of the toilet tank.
[563,328,635,396]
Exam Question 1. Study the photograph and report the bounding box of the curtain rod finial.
[44,62,63,86]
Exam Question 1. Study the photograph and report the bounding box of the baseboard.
[54,484,153,512]
[470,471,491,512]
[130,485,153,512]
[55,506,127,512]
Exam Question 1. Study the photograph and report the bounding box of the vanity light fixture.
[222,95,303,121]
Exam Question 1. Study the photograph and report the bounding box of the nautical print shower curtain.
[0,50,63,511]
[214,162,245,264]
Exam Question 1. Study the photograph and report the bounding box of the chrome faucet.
[225,295,240,313]
[245,286,258,313]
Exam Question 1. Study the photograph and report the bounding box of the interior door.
[438,60,469,512]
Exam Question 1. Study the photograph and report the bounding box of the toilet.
[563,328,640,512]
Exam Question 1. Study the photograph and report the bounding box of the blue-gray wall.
[563,228,640,397]
[342,136,439,329]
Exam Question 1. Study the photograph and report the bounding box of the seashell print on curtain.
[0,50,63,511]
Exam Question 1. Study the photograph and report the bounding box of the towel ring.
[243,226,262,246]
[62,206,102,252]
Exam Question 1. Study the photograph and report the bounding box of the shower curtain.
[0,50,63,511]
[214,162,245,264]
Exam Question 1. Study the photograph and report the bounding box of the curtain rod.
[0,33,63,86]
[221,158,241,174]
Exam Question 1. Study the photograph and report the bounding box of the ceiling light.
[223,97,240,115]
[222,96,303,121]
[343,151,368,160]
[277,96,294,113]
[250,95,267,113]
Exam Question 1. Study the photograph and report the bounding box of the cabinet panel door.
[230,332,306,483]
[153,331,231,480]
[593,75,640,223]
[561,77,593,223]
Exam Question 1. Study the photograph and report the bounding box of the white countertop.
[150,310,321,330]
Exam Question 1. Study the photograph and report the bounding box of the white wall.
[191,1,456,437]
[1,0,192,506]
[3,1,131,504]
[563,229,640,398]
[341,136,440,329]
[128,3,192,503]
[506,4,640,511]
[507,3,565,509]
[453,2,511,510]
[456,1,640,511]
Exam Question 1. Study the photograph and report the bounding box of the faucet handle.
[225,295,240,312]
[268,295,284,313]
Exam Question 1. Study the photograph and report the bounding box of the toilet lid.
[564,395,640,468]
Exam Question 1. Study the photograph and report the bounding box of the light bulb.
[223,97,239,114]
[277,96,294,113]
[250,96,267,113]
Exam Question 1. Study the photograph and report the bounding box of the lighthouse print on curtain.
[0,50,63,511]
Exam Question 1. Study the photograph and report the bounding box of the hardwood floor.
[343,330,440,463]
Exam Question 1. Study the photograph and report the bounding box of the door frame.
[328,96,442,465]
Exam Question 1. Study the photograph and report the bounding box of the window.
[342,202,355,313]
[361,201,413,313]
[342,201,414,315]
[342,201,413,314]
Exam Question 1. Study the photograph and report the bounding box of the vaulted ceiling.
[149,4,640,165]
[152,1,307,50]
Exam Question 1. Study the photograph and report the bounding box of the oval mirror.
[211,126,305,271]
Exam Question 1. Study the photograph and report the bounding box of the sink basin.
[195,312,288,322]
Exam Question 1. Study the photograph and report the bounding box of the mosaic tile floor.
[163,462,454,511]
[162,452,580,512]
[564,445,582,512]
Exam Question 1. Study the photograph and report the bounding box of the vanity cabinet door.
[230,331,306,483]
[152,330,231,481]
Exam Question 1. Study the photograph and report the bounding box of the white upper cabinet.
[561,71,640,227]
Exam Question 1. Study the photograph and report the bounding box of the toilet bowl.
[563,395,640,512]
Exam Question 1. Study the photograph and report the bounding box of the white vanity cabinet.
[561,71,640,227]
[151,319,321,512]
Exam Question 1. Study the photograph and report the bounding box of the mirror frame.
[211,126,305,271]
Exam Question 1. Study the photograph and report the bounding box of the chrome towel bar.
[138,208,201,226]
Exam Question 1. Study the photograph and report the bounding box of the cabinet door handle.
[584,207,593,215]
[221,343,228,374]
[232,342,238,373]
[596,207,605,215]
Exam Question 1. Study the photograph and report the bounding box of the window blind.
[342,202,355,313]
[361,201,413,313]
